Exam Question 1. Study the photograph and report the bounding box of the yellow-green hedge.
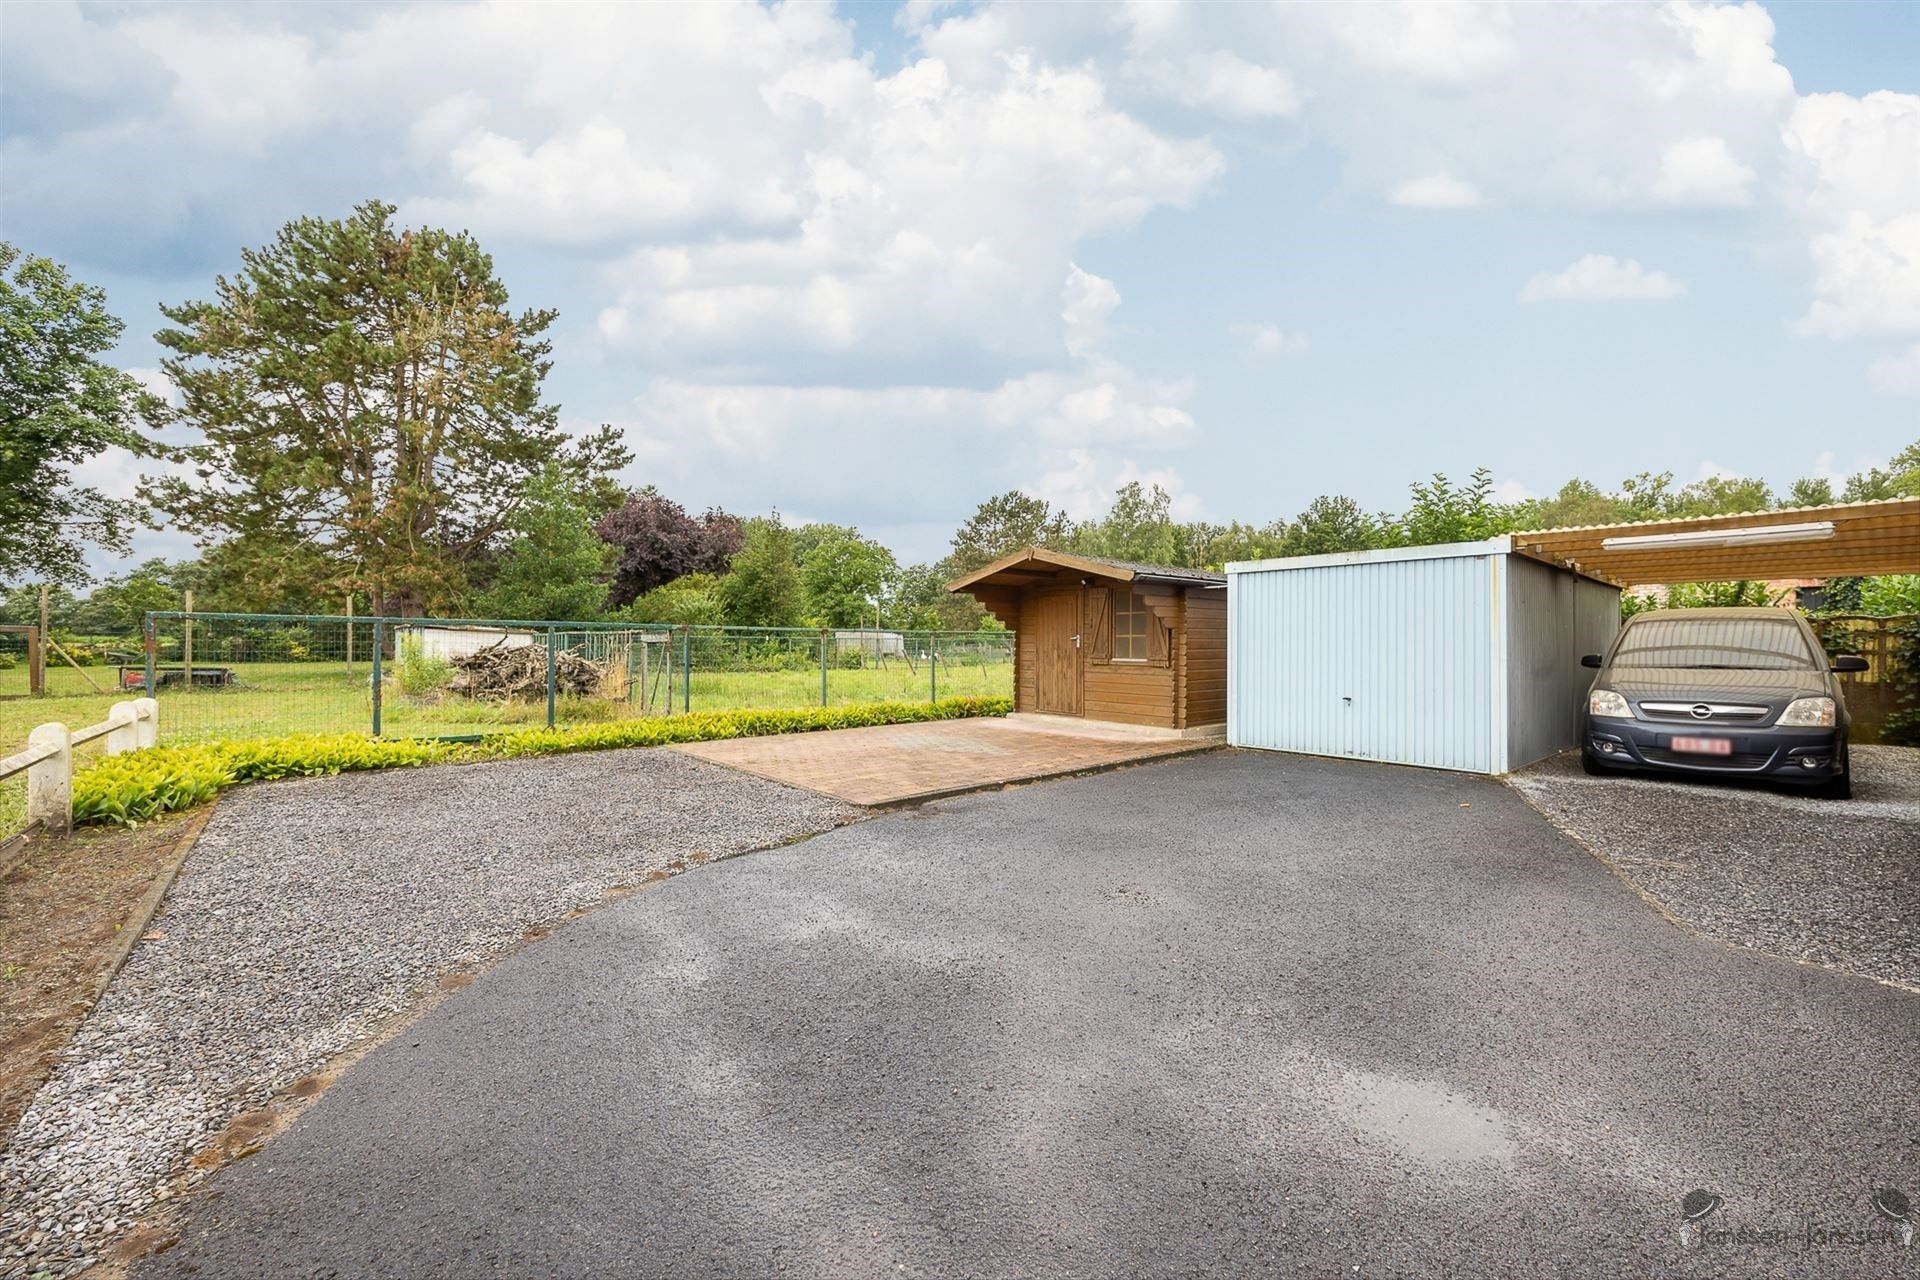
[73,696,1012,827]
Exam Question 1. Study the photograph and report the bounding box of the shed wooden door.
[1032,589,1083,715]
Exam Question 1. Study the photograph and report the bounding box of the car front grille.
[1638,701,1772,724]
[1639,746,1774,770]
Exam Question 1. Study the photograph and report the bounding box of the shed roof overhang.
[945,546,1225,594]
[1509,497,1920,586]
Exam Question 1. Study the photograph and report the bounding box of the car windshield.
[1610,616,1818,670]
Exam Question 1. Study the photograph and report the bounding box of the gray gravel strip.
[1508,744,1920,990]
[0,749,858,1280]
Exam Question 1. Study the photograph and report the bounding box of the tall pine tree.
[146,201,629,614]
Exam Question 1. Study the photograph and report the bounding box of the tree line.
[5,203,1918,641]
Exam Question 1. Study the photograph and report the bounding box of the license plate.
[1671,736,1732,756]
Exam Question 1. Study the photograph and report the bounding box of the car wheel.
[1815,765,1852,801]
[1581,752,1615,777]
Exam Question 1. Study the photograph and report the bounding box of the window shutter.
[1087,588,1112,662]
[1147,604,1170,666]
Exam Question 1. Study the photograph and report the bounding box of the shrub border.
[73,696,1013,828]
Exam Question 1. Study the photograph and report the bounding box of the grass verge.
[73,696,1013,828]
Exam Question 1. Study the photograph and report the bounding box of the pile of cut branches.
[448,640,603,701]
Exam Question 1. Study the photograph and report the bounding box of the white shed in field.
[835,629,907,659]
[1227,538,1620,775]
[396,625,539,662]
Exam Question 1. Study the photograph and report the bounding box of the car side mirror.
[1831,655,1870,673]
[1580,654,1603,669]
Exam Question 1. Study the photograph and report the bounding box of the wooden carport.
[1509,496,1920,585]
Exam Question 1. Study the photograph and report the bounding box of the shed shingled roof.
[945,546,1225,594]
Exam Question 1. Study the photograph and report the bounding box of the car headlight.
[1777,696,1835,727]
[1588,689,1631,718]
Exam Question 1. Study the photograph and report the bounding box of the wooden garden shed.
[947,547,1227,736]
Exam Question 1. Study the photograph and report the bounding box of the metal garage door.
[1228,552,1495,772]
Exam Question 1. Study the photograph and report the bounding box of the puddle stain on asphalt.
[1321,1066,1518,1167]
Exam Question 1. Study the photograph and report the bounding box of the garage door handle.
[1070,634,1081,647]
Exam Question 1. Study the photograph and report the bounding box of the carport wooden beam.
[1508,497,1920,586]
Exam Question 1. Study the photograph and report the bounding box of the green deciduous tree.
[0,243,151,587]
[1842,439,1920,501]
[1787,476,1836,507]
[719,515,802,627]
[1387,467,1513,546]
[1074,481,1179,565]
[1856,575,1920,615]
[146,201,629,615]
[948,490,1072,573]
[471,465,614,620]
[1281,495,1378,556]
[1508,479,1625,531]
[1187,519,1288,570]
[797,525,897,629]
[1666,473,1774,517]
[67,558,184,633]
[619,572,728,627]
[890,560,992,631]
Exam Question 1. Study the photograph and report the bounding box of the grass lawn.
[0,657,1013,834]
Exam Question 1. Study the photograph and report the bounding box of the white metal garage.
[1227,538,1621,774]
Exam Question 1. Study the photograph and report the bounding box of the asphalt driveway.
[138,751,1919,1279]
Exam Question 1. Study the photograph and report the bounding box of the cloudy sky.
[5,0,1917,572]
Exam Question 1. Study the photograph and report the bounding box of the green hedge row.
[73,695,1013,827]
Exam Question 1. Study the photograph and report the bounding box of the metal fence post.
[143,615,157,695]
[371,619,385,737]
[820,629,829,707]
[682,626,691,714]
[546,628,558,729]
[930,633,938,703]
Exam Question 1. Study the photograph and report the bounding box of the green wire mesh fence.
[102,613,1015,744]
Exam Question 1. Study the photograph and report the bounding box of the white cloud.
[1870,344,1920,396]
[579,50,1223,376]
[1518,255,1687,303]
[615,361,1197,528]
[1389,173,1482,209]
[0,1,1230,566]
[1062,265,1122,360]
[1143,51,1300,120]
[122,367,177,404]
[1029,449,1201,524]
[1229,322,1308,356]
[917,2,1793,214]
[1785,91,1920,342]
[1804,449,1887,485]
[1650,136,1756,206]
[1317,2,1516,85]
[1797,213,1920,338]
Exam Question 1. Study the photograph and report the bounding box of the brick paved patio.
[672,716,1217,806]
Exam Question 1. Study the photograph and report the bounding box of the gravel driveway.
[0,750,857,1280]
[132,751,1920,1280]
[1510,744,1920,991]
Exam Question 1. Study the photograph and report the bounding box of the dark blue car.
[1580,607,1869,799]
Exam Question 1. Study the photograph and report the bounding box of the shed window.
[1113,590,1149,661]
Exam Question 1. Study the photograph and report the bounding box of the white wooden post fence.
[0,697,158,836]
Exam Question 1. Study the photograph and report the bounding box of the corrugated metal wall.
[1229,553,1496,772]
[1503,558,1620,770]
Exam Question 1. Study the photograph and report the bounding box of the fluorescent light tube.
[1600,521,1836,551]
